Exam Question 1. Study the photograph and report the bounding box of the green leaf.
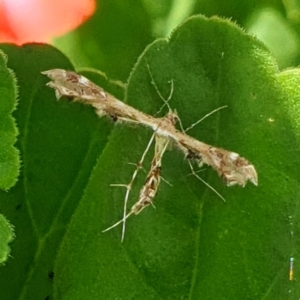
[0,214,14,264]
[0,44,114,300]
[52,16,300,299]
[0,50,19,190]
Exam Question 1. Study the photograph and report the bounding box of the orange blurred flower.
[0,0,96,44]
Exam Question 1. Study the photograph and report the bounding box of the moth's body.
[43,69,257,187]
[42,68,258,240]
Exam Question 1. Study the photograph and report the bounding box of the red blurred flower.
[0,0,96,45]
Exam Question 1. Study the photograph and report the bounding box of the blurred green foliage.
[54,0,300,76]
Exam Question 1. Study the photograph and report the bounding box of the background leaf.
[0,44,115,300]
[0,49,19,190]
[0,49,19,265]
[0,214,14,264]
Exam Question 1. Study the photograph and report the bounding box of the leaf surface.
[0,49,19,190]
[0,214,14,264]
[54,16,300,299]
[0,44,114,300]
